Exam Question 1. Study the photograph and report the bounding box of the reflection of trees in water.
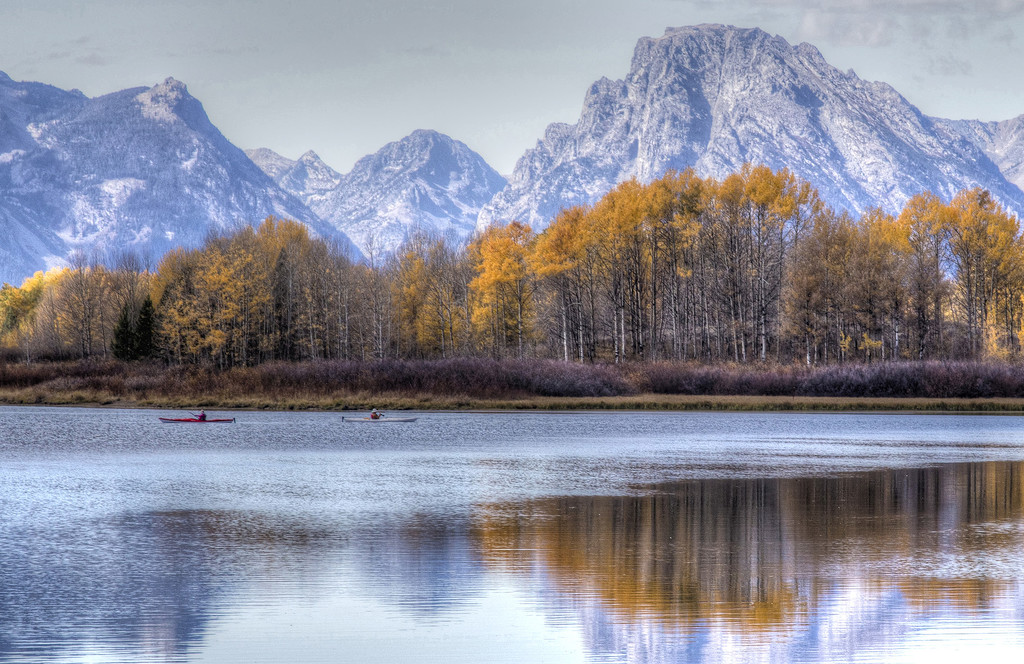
[472,462,1024,658]
[0,509,340,662]
[5,464,1022,662]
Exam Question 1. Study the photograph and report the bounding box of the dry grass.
[430,394,1024,413]
[3,387,1024,413]
[5,358,1024,412]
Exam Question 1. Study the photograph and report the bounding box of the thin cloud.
[750,0,1024,16]
[75,52,109,67]
[926,52,973,76]
[42,49,74,62]
[36,36,104,66]
[39,48,109,68]
[739,0,1024,45]
[797,9,896,46]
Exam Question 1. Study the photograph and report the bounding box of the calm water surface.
[2,407,1024,663]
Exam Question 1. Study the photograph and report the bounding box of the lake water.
[2,407,1024,663]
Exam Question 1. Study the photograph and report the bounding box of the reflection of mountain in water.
[473,462,1024,662]
[0,505,488,661]
[349,517,485,615]
[4,463,1023,662]
[0,509,340,662]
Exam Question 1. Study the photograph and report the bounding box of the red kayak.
[159,417,235,423]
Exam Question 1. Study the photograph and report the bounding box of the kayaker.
[370,408,380,420]
[198,410,207,421]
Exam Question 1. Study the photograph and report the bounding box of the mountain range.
[0,74,359,284]
[478,24,1024,231]
[3,24,1024,285]
[249,130,506,258]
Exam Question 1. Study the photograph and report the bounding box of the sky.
[2,0,1024,175]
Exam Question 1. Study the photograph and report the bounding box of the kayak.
[342,416,418,423]
[159,417,235,423]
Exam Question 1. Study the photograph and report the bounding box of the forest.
[1,164,1022,369]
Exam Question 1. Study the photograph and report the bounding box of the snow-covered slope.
[256,130,506,256]
[246,148,342,202]
[0,73,359,284]
[478,24,1024,231]
[937,114,1024,193]
[245,147,299,182]
[8,23,1024,284]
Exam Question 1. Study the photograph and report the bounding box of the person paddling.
[370,408,381,420]
[198,410,207,421]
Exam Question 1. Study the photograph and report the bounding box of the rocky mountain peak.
[245,147,296,180]
[938,112,1024,193]
[288,130,507,255]
[247,147,342,202]
[0,75,359,283]
[478,23,1024,232]
[133,76,210,130]
[247,130,507,256]
[7,24,1024,284]
[365,130,453,168]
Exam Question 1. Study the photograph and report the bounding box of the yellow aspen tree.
[642,170,701,360]
[57,259,117,359]
[194,241,242,367]
[530,206,594,361]
[589,179,651,361]
[708,171,753,362]
[422,237,472,358]
[945,189,1021,358]
[640,170,703,360]
[846,208,908,360]
[468,221,536,358]
[253,217,318,360]
[297,238,337,361]
[744,165,790,362]
[0,270,49,349]
[783,210,853,364]
[34,269,75,358]
[984,206,1024,357]
[394,236,431,357]
[152,247,203,364]
[225,227,272,365]
[896,192,949,358]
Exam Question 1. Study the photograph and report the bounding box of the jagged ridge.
[253,130,506,256]
[7,24,1024,284]
[478,24,1024,231]
[0,74,359,284]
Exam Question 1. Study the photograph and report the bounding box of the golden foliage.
[4,172,1024,366]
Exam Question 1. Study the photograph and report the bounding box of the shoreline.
[3,390,1024,413]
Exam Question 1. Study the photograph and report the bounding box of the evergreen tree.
[135,295,155,359]
[111,302,136,361]
[111,295,155,361]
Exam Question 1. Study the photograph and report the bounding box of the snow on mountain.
[1,74,86,280]
[245,147,298,181]
[937,114,1024,193]
[0,74,359,284]
[478,24,1024,232]
[257,130,507,257]
[8,24,1024,284]
[246,148,342,202]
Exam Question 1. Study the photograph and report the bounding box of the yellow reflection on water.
[472,462,1024,642]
